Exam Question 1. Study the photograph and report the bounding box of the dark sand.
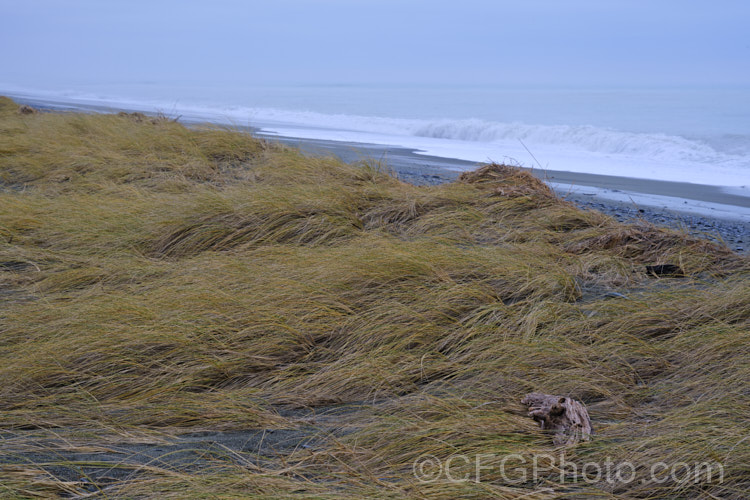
[7,93,749,251]
[269,134,749,253]
[2,96,748,494]
[0,404,360,493]
[273,134,750,208]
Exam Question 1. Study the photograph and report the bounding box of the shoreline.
[8,93,749,252]
[269,134,749,253]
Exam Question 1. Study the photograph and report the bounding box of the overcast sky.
[2,0,749,87]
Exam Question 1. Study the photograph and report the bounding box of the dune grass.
[0,96,748,498]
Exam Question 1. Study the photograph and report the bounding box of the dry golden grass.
[0,97,747,498]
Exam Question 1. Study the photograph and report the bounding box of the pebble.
[407,171,749,255]
[565,195,750,254]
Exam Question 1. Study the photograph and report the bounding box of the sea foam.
[3,85,749,188]
[240,108,748,187]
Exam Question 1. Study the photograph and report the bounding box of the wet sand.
[269,134,749,253]
[1,96,748,494]
[8,93,749,252]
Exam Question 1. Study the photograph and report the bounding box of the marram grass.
[0,97,747,498]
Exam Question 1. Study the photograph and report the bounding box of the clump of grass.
[1,97,747,498]
[0,99,266,190]
[148,186,363,258]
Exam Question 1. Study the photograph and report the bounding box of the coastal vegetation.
[1,96,748,498]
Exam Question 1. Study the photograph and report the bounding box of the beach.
[268,133,750,254]
[9,93,750,253]
[4,2,749,495]
[2,96,749,498]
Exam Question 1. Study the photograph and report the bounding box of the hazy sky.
[3,0,749,87]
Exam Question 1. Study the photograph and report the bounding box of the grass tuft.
[1,97,747,498]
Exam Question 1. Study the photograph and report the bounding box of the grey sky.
[2,0,749,86]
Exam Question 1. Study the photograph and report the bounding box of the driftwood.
[521,393,592,446]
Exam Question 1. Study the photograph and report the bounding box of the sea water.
[3,82,749,189]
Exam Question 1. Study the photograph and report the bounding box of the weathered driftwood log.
[521,393,592,446]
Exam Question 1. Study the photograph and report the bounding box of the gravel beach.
[9,94,749,254]
[273,135,750,254]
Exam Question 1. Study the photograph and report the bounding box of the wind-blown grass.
[0,97,747,498]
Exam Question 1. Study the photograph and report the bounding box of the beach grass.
[0,96,748,498]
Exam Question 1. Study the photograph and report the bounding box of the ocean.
[3,82,749,190]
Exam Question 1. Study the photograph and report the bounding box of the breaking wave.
[239,108,744,166]
[3,85,747,171]
[410,120,741,164]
